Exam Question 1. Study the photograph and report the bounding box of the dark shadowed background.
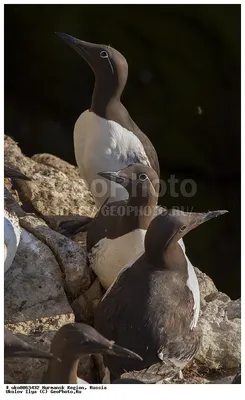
[4,4,241,298]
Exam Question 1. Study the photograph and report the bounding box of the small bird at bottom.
[44,323,142,384]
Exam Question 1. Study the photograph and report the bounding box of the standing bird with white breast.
[94,208,228,382]
[56,33,160,208]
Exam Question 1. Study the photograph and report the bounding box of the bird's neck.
[91,76,123,117]
[145,235,187,274]
[46,356,79,384]
[119,193,157,235]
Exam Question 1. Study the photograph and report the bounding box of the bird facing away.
[44,322,142,384]
[94,208,228,382]
[56,32,160,208]
[81,164,159,289]
[4,328,55,360]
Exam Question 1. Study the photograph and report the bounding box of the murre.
[75,164,159,289]
[44,322,142,384]
[94,208,228,382]
[4,328,55,360]
[4,165,31,273]
[56,32,160,208]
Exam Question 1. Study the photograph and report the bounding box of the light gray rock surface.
[4,227,75,383]
[196,293,241,369]
[19,215,91,297]
[191,267,241,369]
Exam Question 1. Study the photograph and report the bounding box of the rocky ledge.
[4,135,241,384]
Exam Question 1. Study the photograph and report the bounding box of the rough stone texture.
[32,153,81,179]
[4,228,73,322]
[194,266,218,307]
[4,135,96,219]
[72,278,103,324]
[188,267,241,369]
[196,293,241,369]
[4,228,74,384]
[19,215,91,297]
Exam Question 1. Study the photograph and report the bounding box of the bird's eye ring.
[100,50,108,58]
[139,173,148,181]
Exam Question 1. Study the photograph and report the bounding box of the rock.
[72,278,103,323]
[19,215,91,297]
[195,293,241,370]
[210,375,236,384]
[4,135,96,219]
[4,228,74,383]
[32,153,80,179]
[232,368,241,384]
[225,298,241,320]
[193,267,240,370]
[4,228,73,322]
[195,266,218,306]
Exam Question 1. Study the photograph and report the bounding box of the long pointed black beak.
[175,209,229,235]
[98,170,127,186]
[4,165,31,181]
[106,342,143,360]
[195,209,228,227]
[203,209,228,220]
[56,32,80,50]
[55,32,95,61]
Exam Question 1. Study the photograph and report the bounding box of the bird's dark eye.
[139,173,148,181]
[100,50,108,58]
[180,225,187,232]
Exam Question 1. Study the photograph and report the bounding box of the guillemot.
[4,209,21,273]
[56,32,160,208]
[4,328,55,360]
[59,164,197,297]
[80,164,159,289]
[94,208,228,382]
[4,165,31,273]
[44,322,142,384]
